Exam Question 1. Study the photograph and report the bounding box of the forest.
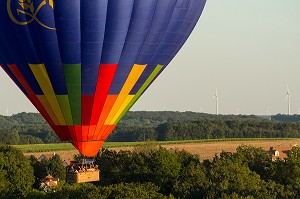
[1,144,300,198]
[1,112,300,144]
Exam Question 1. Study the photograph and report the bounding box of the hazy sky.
[0,0,299,115]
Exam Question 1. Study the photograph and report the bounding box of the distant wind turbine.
[213,89,219,115]
[236,106,240,115]
[286,86,292,115]
[266,106,270,115]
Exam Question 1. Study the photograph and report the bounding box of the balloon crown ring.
[7,0,56,30]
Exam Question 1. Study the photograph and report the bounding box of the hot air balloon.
[0,0,206,157]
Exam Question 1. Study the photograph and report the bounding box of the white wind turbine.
[236,106,240,115]
[286,86,292,115]
[213,89,219,115]
[266,106,270,115]
[5,106,8,117]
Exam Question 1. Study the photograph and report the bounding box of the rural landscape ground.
[24,139,300,161]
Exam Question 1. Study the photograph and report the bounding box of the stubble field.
[23,139,300,161]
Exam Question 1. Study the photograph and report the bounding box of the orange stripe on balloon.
[89,64,118,140]
[88,85,111,138]
[92,95,118,140]
[81,126,90,141]
[37,95,60,125]
[100,125,116,141]
[87,125,96,140]
[94,122,108,141]
[72,140,104,157]
[93,125,110,140]
[96,125,108,140]
[7,64,67,140]
[104,64,146,125]
[88,126,96,139]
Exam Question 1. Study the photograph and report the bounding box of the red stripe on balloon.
[92,95,118,140]
[71,141,81,153]
[67,126,78,141]
[82,95,94,125]
[89,64,118,139]
[57,125,71,141]
[90,64,118,125]
[74,126,82,141]
[7,64,67,141]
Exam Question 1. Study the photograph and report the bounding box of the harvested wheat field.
[25,139,300,161]
[162,139,300,160]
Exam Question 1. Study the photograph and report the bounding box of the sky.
[0,0,299,116]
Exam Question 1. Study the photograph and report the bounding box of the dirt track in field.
[25,139,300,161]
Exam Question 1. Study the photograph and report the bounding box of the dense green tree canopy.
[1,112,300,144]
[0,145,34,198]
[2,144,300,198]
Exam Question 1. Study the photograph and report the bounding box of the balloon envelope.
[0,0,206,156]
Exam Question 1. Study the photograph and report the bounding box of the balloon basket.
[66,159,100,183]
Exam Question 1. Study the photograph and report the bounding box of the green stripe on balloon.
[114,64,163,124]
[57,95,73,125]
[63,64,82,125]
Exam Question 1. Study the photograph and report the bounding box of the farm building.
[41,175,59,187]
[268,146,291,160]
[37,153,55,162]
[40,175,59,192]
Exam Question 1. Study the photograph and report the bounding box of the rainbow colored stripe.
[6,63,162,155]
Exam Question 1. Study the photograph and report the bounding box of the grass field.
[13,138,295,153]
[20,138,300,161]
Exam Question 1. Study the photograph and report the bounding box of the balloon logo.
[0,0,206,156]
[7,0,56,30]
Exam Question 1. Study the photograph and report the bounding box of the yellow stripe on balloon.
[29,64,66,125]
[104,64,146,125]
[37,95,60,125]
[110,95,134,124]
[114,64,163,124]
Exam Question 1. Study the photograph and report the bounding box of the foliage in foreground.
[95,145,300,198]
[27,182,174,199]
[3,144,300,198]
[29,154,66,188]
[0,145,34,198]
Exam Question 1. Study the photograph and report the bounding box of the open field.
[20,138,300,161]
[15,138,293,153]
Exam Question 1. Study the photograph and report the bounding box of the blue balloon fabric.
[0,0,206,156]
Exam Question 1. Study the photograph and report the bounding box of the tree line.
[2,144,300,198]
[110,119,300,141]
[0,112,59,145]
[1,112,300,144]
